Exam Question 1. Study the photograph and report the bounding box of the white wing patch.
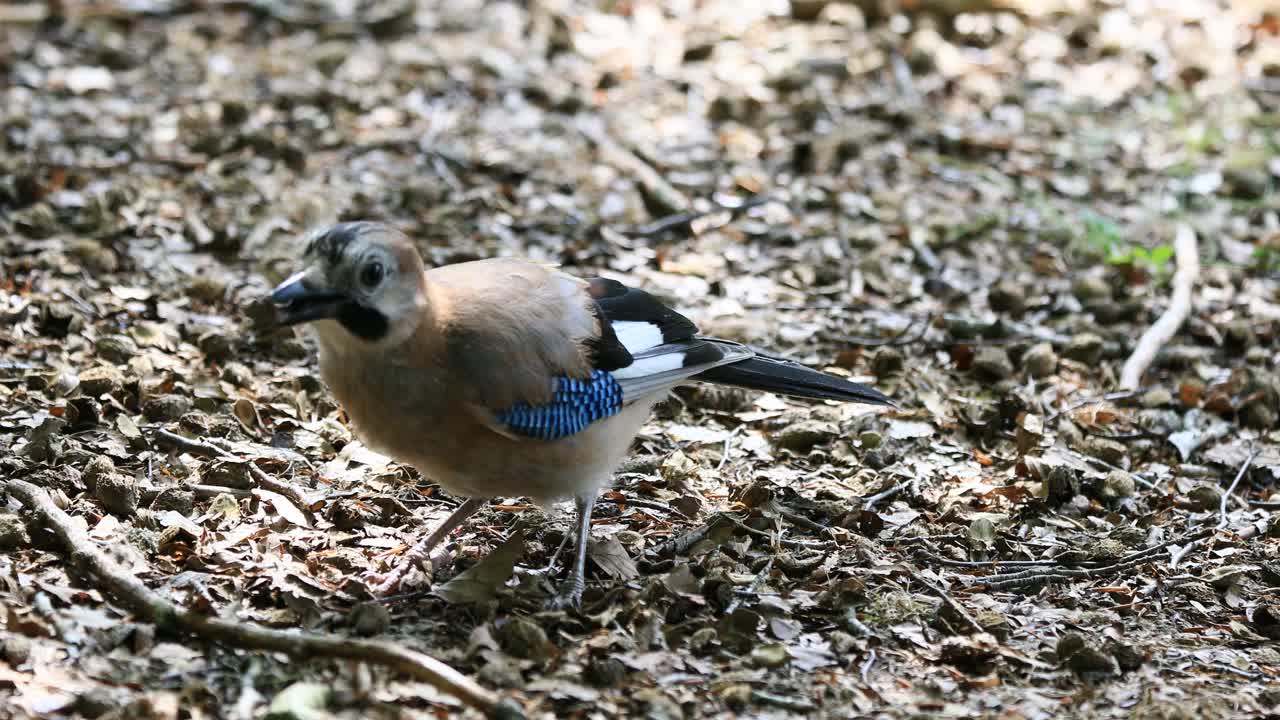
[612,321,665,354]
[611,353,685,379]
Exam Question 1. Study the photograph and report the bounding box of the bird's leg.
[366,497,488,596]
[546,489,597,610]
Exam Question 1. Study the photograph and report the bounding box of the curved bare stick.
[1120,225,1199,390]
[5,479,524,720]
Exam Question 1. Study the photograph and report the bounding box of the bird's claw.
[545,579,585,610]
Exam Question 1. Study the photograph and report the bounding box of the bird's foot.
[364,545,455,598]
[544,576,585,610]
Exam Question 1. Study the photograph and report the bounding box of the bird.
[270,221,893,608]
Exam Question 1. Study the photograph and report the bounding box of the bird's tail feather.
[696,354,894,406]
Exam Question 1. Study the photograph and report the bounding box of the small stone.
[1139,387,1173,408]
[1099,471,1136,501]
[24,416,67,462]
[0,513,30,549]
[871,347,905,376]
[3,635,31,666]
[79,365,125,397]
[859,431,881,450]
[1078,436,1127,465]
[197,331,235,363]
[828,630,859,654]
[1223,167,1268,199]
[688,626,717,654]
[585,656,630,687]
[96,473,139,516]
[1187,485,1222,512]
[1022,342,1058,378]
[1043,465,1079,505]
[864,448,897,470]
[348,602,391,636]
[96,335,138,364]
[1223,320,1257,349]
[1064,333,1104,364]
[326,499,379,530]
[975,610,1010,640]
[202,459,253,489]
[82,455,116,491]
[987,280,1026,315]
[717,683,752,711]
[495,617,554,662]
[220,362,255,388]
[149,488,194,514]
[143,395,193,422]
[1110,525,1146,547]
[186,275,227,303]
[774,420,838,451]
[1066,645,1118,674]
[1088,538,1127,562]
[68,239,119,273]
[749,643,790,668]
[1056,632,1085,660]
[1073,275,1112,303]
[73,688,120,719]
[971,347,1013,381]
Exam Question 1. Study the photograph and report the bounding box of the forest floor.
[2,0,1280,718]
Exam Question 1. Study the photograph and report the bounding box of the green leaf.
[1148,244,1174,267]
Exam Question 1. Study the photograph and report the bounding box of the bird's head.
[271,222,427,347]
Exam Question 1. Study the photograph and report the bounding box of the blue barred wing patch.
[497,369,624,440]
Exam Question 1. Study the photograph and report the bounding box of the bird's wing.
[430,263,748,441]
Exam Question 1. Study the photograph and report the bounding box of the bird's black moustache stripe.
[337,301,389,341]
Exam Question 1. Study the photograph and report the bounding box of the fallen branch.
[974,526,1215,590]
[724,556,774,615]
[629,195,772,237]
[577,119,689,217]
[915,578,984,634]
[1219,444,1258,529]
[5,479,523,720]
[1120,225,1199,390]
[862,481,910,511]
[151,428,314,521]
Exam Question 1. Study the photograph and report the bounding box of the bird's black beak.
[271,271,347,326]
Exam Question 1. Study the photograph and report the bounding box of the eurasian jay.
[270,221,892,607]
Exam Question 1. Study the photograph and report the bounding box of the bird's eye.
[360,261,384,288]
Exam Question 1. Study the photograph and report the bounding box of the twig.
[859,649,877,685]
[724,557,773,615]
[151,428,314,520]
[862,481,909,511]
[829,315,933,348]
[643,515,728,559]
[776,506,830,535]
[1250,501,1280,510]
[976,526,1215,590]
[1120,225,1199,390]
[751,691,816,713]
[603,495,690,519]
[914,551,1105,569]
[5,480,522,720]
[915,578,984,634]
[141,484,252,503]
[629,195,772,237]
[577,118,689,217]
[1062,447,1167,495]
[1219,445,1258,529]
[1046,390,1136,423]
[716,425,745,473]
